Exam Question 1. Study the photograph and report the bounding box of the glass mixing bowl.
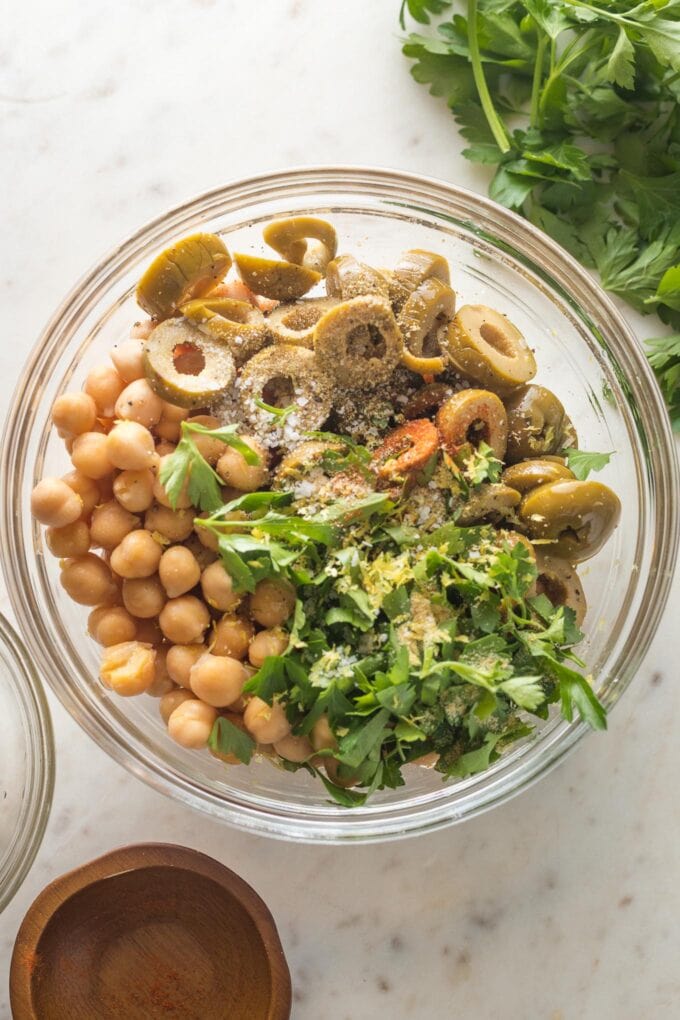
[1,168,677,843]
[0,613,54,909]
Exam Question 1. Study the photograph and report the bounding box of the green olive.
[263,217,338,275]
[456,484,521,526]
[519,480,621,562]
[504,385,566,463]
[181,297,269,365]
[560,414,579,451]
[445,305,537,395]
[136,233,231,320]
[233,253,321,300]
[325,255,391,301]
[398,278,456,377]
[238,344,333,434]
[266,297,339,348]
[143,320,236,408]
[393,249,451,293]
[501,458,574,493]
[313,295,404,389]
[535,552,587,626]
[275,439,343,486]
[436,388,508,460]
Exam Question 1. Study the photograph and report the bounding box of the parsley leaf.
[399,0,451,30]
[563,448,613,480]
[159,421,259,512]
[208,716,256,764]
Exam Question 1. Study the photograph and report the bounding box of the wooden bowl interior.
[29,864,275,1020]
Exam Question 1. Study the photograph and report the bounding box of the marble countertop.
[1,1,678,1017]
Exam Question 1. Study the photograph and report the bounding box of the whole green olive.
[501,458,574,493]
[535,552,587,626]
[519,480,621,561]
[504,385,566,463]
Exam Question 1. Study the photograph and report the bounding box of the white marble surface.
[1,1,679,1017]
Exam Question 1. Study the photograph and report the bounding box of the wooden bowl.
[10,843,292,1020]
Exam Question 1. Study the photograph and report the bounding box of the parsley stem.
[466,0,511,154]
[530,33,547,129]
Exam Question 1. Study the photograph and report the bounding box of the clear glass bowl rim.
[0,613,54,911]
[1,165,677,844]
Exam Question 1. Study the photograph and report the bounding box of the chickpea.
[194,514,219,551]
[88,606,137,646]
[122,575,166,619]
[134,616,164,646]
[185,415,225,464]
[99,640,156,697]
[146,645,175,697]
[106,421,156,471]
[210,712,250,764]
[71,432,114,480]
[60,554,118,606]
[243,696,291,744]
[155,440,176,457]
[250,577,296,628]
[200,561,241,612]
[90,500,140,551]
[274,733,314,763]
[159,595,211,644]
[189,653,247,708]
[153,455,192,509]
[84,364,125,418]
[311,714,338,752]
[166,643,207,688]
[45,519,91,558]
[168,698,217,749]
[216,435,269,492]
[183,532,218,571]
[211,613,253,660]
[145,504,195,542]
[115,378,164,429]
[113,469,155,513]
[110,529,162,579]
[324,759,360,788]
[31,478,83,527]
[110,337,145,384]
[52,392,97,436]
[155,402,189,443]
[130,319,154,341]
[159,545,201,598]
[248,627,289,668]
[61,470,100,520]
[159,687,195,724]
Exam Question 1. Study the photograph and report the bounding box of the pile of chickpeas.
[30,322,319,767]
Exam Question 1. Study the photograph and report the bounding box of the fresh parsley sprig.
[158,421,259,512]
[399,0,680,427]
[562,448,613,480]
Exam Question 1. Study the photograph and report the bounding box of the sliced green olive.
[398,278,456,378]
[501,458,574,493]
[181,297,269,365]
[560,414,579,451]
[393,249,451,293]
[436,388,508,460]
[314,295,404,389]
[233,253,321,300]
[263,217,338,275]
[136,233,231,320]
[504,385,566,463]
[267,297,339,349]
[535,552,587,626]
[326,255,391,301]
[403,382,454,420]
[456,484,521,526]
[239,344,333,433]
[275,440,343,485]
[143,320,236,408]
[519,480,621,562]
[445,305,537,395]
